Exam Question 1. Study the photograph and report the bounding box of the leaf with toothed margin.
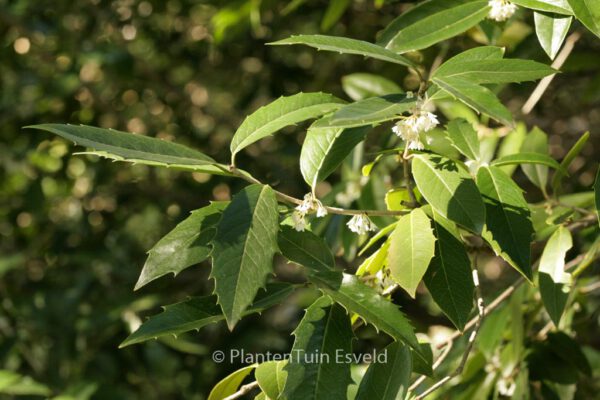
[308,270,430,369]
[210,184,280,330]
[135,202,228,290]
[119,283,294,347]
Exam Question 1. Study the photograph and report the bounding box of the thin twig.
[403,147,418,207]
[521,32,582,115]
[408,341,454,392]
[223,381,259,400]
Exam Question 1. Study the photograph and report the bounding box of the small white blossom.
[392,110,439,150]
[335,181,362,207]
[291,210,307,232]
[488,0,517,21]
[347,213,377,235]
[316,202,328,218]
[496,377,516,397]
[296,193,327,218]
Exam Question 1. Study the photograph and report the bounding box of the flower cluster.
[487,0,517,22]
[346,213,377,235]
[392,110,439,150]
[291,193,327,232]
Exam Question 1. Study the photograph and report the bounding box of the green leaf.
[423,217,474,330]
[341,73,403,101]
[595,167,600,226]
[546,332,592,376]
[477,166,534,280]
[432,59,556,84]
[313,94,416,129]
[388,208,436,298]
[282,297,353,400]
[497,123,527,177]
[380,0,489,53]
[356,239,390,276]
[300,125,368,188]
[568,0,600,37]
[511,0,573,15]
[521,127,550,194]
[278,226,336,274]
[552,131,589,194]
[432,77,513,125]
[210,184,280,329]
[230,93,345,163]
[309,271,429,367]
[321,0,351,31]
[534,12,572,60]
[26,124,228,175]
[355,342,412,400]
[539,226,573,326]
[0,371,51,397]
[447,118,480,161]
[412,153,486,234]
[490,152,562,171]
[358,221,397,256]
[120,283,293,347]
[436,46,505,64]
[269,35,415,67]
[208,365,256,400]
[256,361,288,400]
[135,202,227,290]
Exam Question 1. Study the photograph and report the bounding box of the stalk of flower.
[346,213,377,235]
[487,0,517,22]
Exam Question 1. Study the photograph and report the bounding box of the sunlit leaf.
[539,226,572,326]
[447,118,480,161]
[341,73,403,101]
[567,0,600,37]
[208,365,256,400]
[552,131,589,194]
[511,0,573,15]
[255,361,288,400]
[520,127,550,195]
[534,12,572,60]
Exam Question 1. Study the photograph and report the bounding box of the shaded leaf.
[355,342,412,400]
[321,0,351,31]
[208,365,256,400]
[341,73,403,101]
[547,332,592,376]
[535,12,572,59]
[511,0,573,15]
[278,226,336,274]
[447,118,480,161]
[521,127,550,195]
[552,131,589,194]
[567,0,600,37]
[595,167,600,226]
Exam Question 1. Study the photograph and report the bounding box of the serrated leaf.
[355,342,412,400]
[380,0,489,53]
[432,77,513,125]
[230,93,345,163]
[535,12,572,60]
[521,127,550,194]
[120,283,293,347]
[356,239,390,276]
[278,226,336,274]
[282,296,353,400]
[432,59,556,84]
[477,166,533,279]
[26,124,228,174]
[256,361,288,400]
[388,208,436,298]
[300,125,368,188]
[309,271,429,367]
[211,184,280,329]
[423,217,474,330]
[321,0,351,31]
[135,202,227,290]
[447,118,480,161]
[568,0,600,37]
[511,0,573,15]
[552,131,589,194]
[269,35,415,67]
[490,152,562,171]
[341,73,403,101]
[412,153,486,234]
[539,226,573,326]
[313,94,415,129]
[208,365,256,400]
[436,46,506,64]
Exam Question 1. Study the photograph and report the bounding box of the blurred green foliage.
[1,0,599,398]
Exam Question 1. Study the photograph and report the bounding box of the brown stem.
[223,381,259,400]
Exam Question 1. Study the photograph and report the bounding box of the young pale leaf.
[521,127,550,194]
[208,365,256,400]
[388,208,436,298]
[309,271,429,367]
[282,297,353,400]
[300,125,368,188]
[412,153,486,234]
[120,283,293,347]
[356,239,390,276]
[341,73,403,101]
[432,77,513,125]
[355,342,412,400]
[135,202,227,290]
[211,184,280,329]
[26,124,229,174]
[321,0,351,31]
[268,35,415,67]
[497,123,527,176]
[380,0,489,53]
[539,226,573,326]
[432,59,556,84]
[552,132,590,194]
[423,218,474,330]
[278,226,336,274]
[490,152,562,171]
[534,12,572,59]
[447,118,480,161]
[567,0,600,37]
[511,0,573,15]
[229,93,345,163]
[477,166,534,280]
[255,361,287,400]
[313,94,415,129]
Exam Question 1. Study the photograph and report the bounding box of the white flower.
[291,210,307,232]
[347,213,377,235]
[335,181,362,207]
[316,202,328,218]
[496,377,516,397]
[488,0,517,21]
[392,110,439,150]
[296,193,328,218]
